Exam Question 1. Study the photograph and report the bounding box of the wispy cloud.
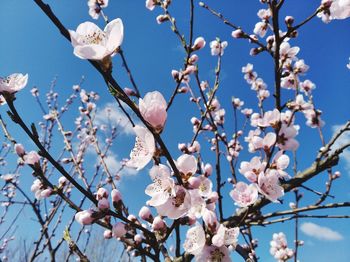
[300,222,343,241]
[95,102,136,135]
[331,125,350,172]
[102,152,137,177]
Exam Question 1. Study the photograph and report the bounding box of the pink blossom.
[258,109,281,128]
[279,42,299,61]
[98,198,110,210]
[192,37,206,51]
[139,91,167,132]
[239,156,266,183]
[145,0,156,11]
[40,188,52,198]
[126,125,155,170]
[195,245,232,262]
[111,189,122,203]
[258,170,284,202]
[202,208,218,231]
[14,143,25,157]
[183,224,206,256]
[145,164,175,207]
[155,185,191,219]
[152,216,167,231]
[69,18,123,60]
[75,210,94,225]
[0,73,28,94]
[103,229,112,239]
[139,206,152,221]
[176,154,197,180]
[270,151,290,179]
[112,222,127,238]
[212,224,239,248]
[96,187,108,200]
[277,125,299,151]
[24,151,41,166]
[231,29,243,38]
[88,0,109,19]
[209,39,228,56]
[270,232,294,261]
[230,182,258,207]
[254,21,268,37]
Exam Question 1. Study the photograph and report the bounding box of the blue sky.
[1,0,350,261]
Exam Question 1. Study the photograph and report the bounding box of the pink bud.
[14,144,25,157]
[58,176,67,186]
[103,229,112,239]
[204,163,213,177]
[127,214,137,222]
[124,87,137,96]
[96,188,109,200]
[231,29,243,38]
[156,14,169,24]
[192,37,206,51]
[111,189,122,203]
[112,222,127,238]
[188,54,199,64]
[152,216,166,231]
[23,151,40,165]
[202,209,218,230]
[134,234,143,244]
[75,210,94,225]
[40,188,52,198]
[139,206,152,221]
[98,198,110,211]
[178,143,187,152]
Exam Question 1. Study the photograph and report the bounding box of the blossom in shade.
[126,125,155,170]
[0,73,28,94]
[183,224,206,256]
[230,182,258,207]
[139,91,167,132]
[112,222,127,238]
[69,18,124,60]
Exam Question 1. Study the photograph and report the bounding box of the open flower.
[0,73,28,95]
[145,164,175,206]
[230,182,258,207]
[212,224,239,248]
[258,170,284,202]
[69,18,124,60]
[183,224,206,256]
[139,91,167,132]
[196,245,232,262]
[176,154,197,180]
[126,125,155,170]
[88,0,109,19]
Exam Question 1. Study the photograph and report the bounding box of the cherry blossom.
[210,39,228,56]
[258,170,284,202]
[212,224,239,248]
[175,154,197,180]
[23,151,41,166]
[230,182,259,207]
[277,125,299,151]
[270,232,294,262]
[192,37,206,51]
[69,18,124,60]
[239,156,266,183]
[126,125,155,170]
[139,91,167,132]
[330,0,350,20]
[183,224,206,256]
[154,185,191,219]
[145,0,157,11]
[145,164,175,207]
[88,0,109,19]
[195,245,232,262]
[75,210,94,225]
[0,73,28,95]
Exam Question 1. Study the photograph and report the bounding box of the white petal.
[73,45,107,60]
[105,18,124,54]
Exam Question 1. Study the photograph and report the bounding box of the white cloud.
[102,152,138,177]
[95,102,136,135]
[331,124,350,172]
[300,222,343,241]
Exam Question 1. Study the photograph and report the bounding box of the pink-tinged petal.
[183,224,206,255]
[148,192,169,206]
[276,154,289,170]
[139,91,167,131]
[105,18,124,54]
[176,154,197,176]
[73,44,107,60]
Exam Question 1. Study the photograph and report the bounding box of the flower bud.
[112,222,127,238]
[139,206,153,221]
[98,198,110,211]
[103,229,112,239]
[188,176,201,189]
[192,37,206,51]
[152,216,166,231]
[14,144,25,157]
[75,210,94,225]
[231,29,243,38]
